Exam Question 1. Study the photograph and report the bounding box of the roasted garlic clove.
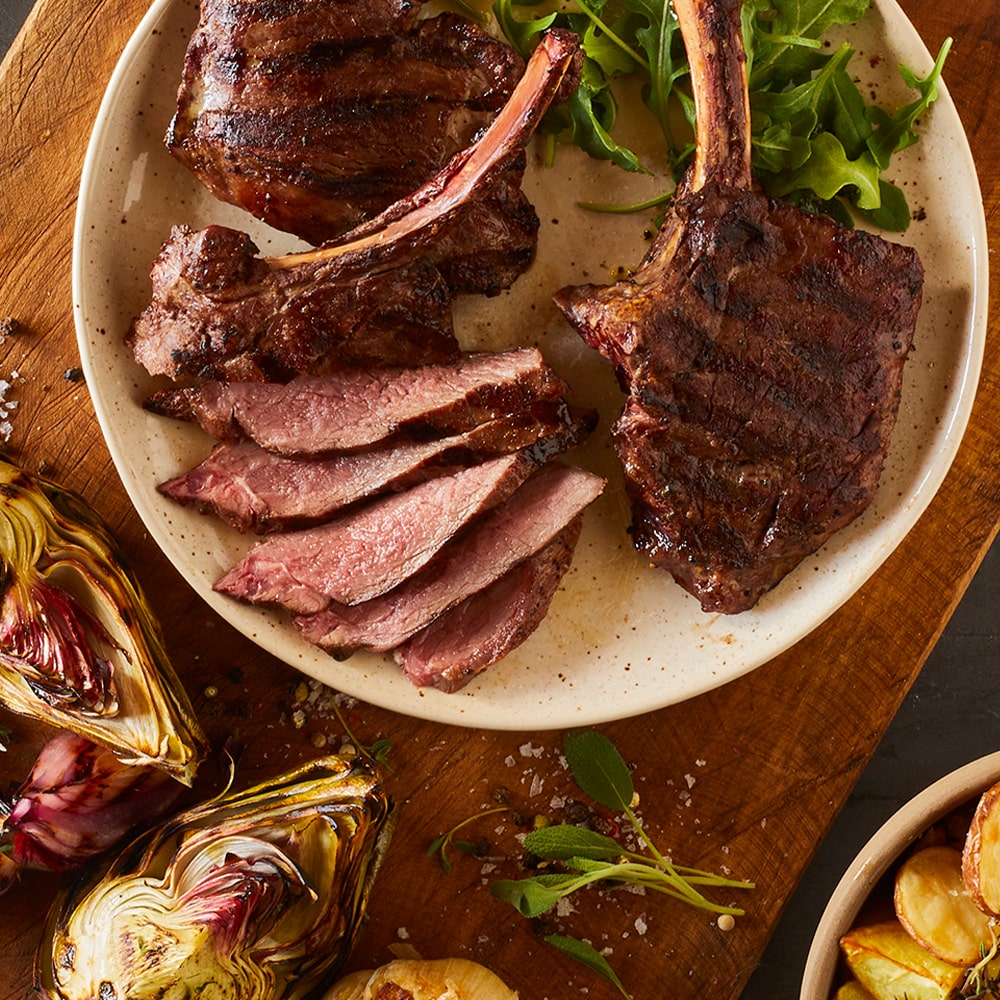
[327,958,519,999]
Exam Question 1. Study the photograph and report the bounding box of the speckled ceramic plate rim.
[72,0,989,730]
[800,750,1000,999]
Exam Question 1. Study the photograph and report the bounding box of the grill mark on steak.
[145,348,570,456]
[394,518,582,692]
[132,29,581,382]
[157,402,595,533]
[553,0,922,614]
[214,450,545,612]
[293,462,604,656]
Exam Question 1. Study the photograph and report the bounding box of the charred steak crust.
[554,0,923,614]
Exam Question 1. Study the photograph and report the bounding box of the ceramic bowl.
[800,750,1000,999]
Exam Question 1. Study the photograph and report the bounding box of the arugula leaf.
[748,0,870,90]
[865,36,952,169]
[563,729,634,812]
[492,0,557,57]
[545,935,634,999]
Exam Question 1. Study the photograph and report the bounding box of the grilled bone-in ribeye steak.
[131,29,582,383]
[554,0,924,614]
[166,0,542,295]
[166,0,531,247]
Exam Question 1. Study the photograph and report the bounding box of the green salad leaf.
[489,0,951,230]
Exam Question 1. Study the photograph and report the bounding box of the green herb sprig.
[491,0,951,231]
[488,730,753,998]
[426,805,510,873]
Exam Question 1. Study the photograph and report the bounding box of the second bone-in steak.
[554,0,923,614]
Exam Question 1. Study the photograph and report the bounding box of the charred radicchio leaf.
[2,730,185,875]
[37,753,395,1000]
[0,457,206,782]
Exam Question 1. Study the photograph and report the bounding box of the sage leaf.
[545,935,633,999]
[563,729,634,812]
[524,823,621,861]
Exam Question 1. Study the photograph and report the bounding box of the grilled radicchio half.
[0,457,206,783]
[37,753,395,1000]
[1,730,185,876]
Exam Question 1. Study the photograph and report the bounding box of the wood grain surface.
[0,1,997,998]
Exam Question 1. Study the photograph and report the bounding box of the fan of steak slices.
[167,0,537,285]
[216,449,550,613]
[131,29,582,383]
[553,0,923,615]
[153,346,601,690]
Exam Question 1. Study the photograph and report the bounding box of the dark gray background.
[3,4,998,996]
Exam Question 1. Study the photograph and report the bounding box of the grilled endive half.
[0,457,205,782]
[37,753,395,1000]
[327,958,519,999]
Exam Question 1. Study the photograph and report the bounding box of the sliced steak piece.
[215,450,544,612]
[145,348,569,456]
[294,462,604,656]
[129,30,582,381]
[158,401,595,533]
[394,517,581,692]
[167,5,526,245]
[553,0,922,614]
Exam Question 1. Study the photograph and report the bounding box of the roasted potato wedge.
[894,844,993,964]
[833,981,876,1000]
[840,920,966,1000]
[963,779,1000,915]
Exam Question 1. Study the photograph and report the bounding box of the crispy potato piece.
[963,779,1000,915]
[834,981,876,1000]
[894,844,993,964]
[840,920,966,1000]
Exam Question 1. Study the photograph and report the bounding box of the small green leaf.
[490,872,580,917]
[491,0,557,58]
[865,37,952,169]
[563,730,634,812]
[545,935,633,999]
[765,130,881,209]
[524,823,621,861]
[853,178,912,232]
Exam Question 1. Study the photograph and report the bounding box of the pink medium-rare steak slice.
[293,462,604,656]
[156,402,595,533]
[130,29,582,383]
[144,349,569,456]
[552,0,923,614]
[394,518,582,692]
[215,450,543,612]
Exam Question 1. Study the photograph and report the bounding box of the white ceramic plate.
[73,0,988,729]
[800,751,1000,999]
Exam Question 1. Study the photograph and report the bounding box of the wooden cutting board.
[0,1,996,998]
